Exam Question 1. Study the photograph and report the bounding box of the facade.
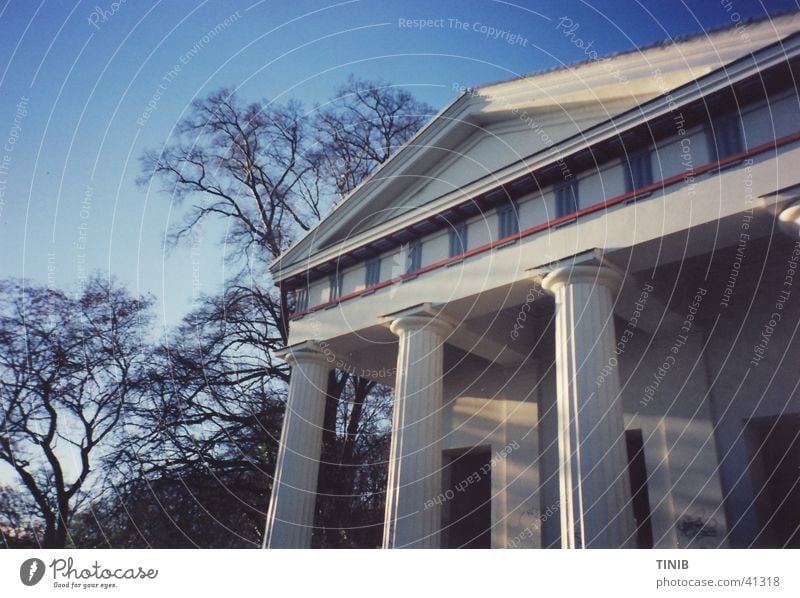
[265,14,800,549]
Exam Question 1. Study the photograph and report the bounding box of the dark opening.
[443,447,492,548]
[708,113,743,161]
[748,416,800,547]
[555,181,579,218]
[625,150,653,192]
[626,429,654,548]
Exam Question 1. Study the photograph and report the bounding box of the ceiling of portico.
[319,281,555,383]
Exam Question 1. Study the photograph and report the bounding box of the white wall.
[618,318,726,548]
[519,190,554,229]
[578,160,627,207]
[698,239,800,547]
[652,127,710,182]
[741,92,800,150]
[442,354,541,549]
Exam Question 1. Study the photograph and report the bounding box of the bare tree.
[136,79,432,546]
[103,287,286,547]
[315,75,434,197]
[315,378,393,547]
[0,485,42,548]
[0,276,152,547]
[141,90,323,261]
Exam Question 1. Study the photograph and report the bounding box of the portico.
[265,256,641,548]
[265,14,800,549]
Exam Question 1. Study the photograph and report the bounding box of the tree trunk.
[341,377,374,468]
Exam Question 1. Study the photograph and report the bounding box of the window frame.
[555,180,579,219]
[294,286,308,313]
[449,221,468,257]
[406,240,422,273]
[328,272,343,302]
[497,201,519,239]
[708,113,744,162]
[365,257,381,287]
[625,149,653,193]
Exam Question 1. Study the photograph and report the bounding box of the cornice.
[272,28,800,285]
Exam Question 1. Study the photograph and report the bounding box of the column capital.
[277,340,331,368]
[389,314,455,339]
[541,265,624,296]
[383,303,456,338]
[778,200,800,237]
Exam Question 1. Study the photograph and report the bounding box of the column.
[383,314,453,548]
[263,342,330,548]
[542,265,636,548]
[778,200,800,237]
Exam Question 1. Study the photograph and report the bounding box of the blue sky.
[0,0,796,328]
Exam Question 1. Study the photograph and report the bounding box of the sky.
[0,0,797,329]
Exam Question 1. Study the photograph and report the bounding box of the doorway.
[442,447,492,548]
[747,415,800,547]
[626,429,654,548]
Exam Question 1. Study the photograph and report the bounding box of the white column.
[383,314,453,548]
[263,342,330,549]
[542,265,636,549]
[778,200,800,237]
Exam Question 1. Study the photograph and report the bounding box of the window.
[709,114,743,161]
[626,150,653,192]
[497,202,519,238]
[449,222,468,257]
[328,273,343,302]
[626,429,653,549]
[406,240,421,273]
[365,257,381,287]
[294,287,308,313]
[443,447,492,548]
[555,181,579,218]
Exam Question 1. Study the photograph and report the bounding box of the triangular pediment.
[312,91,654,250]
[273,12,800,280]
[338,98,641,238]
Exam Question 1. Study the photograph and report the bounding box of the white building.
[265,13,800,549]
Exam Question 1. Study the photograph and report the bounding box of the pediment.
[313,94,648,249]
[334,100,637,239]
[273,12,800,279]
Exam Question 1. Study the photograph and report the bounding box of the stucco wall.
[441,353,541,548]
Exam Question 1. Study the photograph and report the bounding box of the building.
[264,13,800,549]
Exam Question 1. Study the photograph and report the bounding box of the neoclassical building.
[265,13,800,549]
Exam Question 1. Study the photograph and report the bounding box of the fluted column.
[263,342,330,549]
[542,265,636,549]
[383,314,454,548]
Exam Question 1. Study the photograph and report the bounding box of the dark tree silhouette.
[0,485,42,548]
[0,276,152,548]
[314,379,393,548]
[121,78,433,547]
[101,288,286,547]
[314,75,434,197]
[1,78,431,549]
